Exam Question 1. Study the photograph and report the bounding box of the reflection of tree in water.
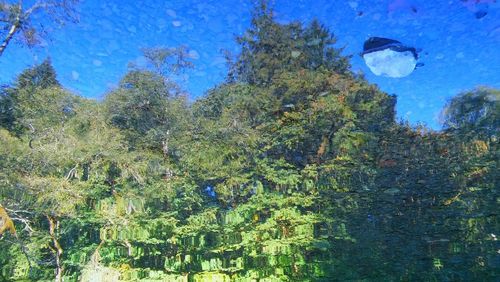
[0,1,498,281]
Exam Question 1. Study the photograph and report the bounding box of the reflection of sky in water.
[0,0,499,129]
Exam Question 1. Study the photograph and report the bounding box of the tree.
[0,84,15,130]
[229,0,350,85]
[139,46,193,76]
[16,57,60,89]
[0,59,63,133]
[441,87,499,140]
[0,0,79,57]
[3,59,69,135]
[104,47,192,152]
[1,1,499,280]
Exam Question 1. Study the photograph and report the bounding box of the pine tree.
[16,58,60,90]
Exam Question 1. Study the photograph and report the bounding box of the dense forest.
[0,2,498,282]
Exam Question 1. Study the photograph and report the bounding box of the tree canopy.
[0,3,498,281]
[441,87,499,140]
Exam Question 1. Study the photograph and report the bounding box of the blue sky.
[1,0,499,129]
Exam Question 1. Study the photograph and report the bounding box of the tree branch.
[0,10,20,56]
[24,1,54,18]
[1,0,78,56]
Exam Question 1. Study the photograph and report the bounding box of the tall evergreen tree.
[230,0,350,85]
[16,58,60,90]
[0,58,64,133]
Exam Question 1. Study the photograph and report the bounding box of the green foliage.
[16,58,60,90]
[104,47,192,153]
[0,86,16,130]
[230,0,350,85]
[0,2,498,281]
[442,87,499,139]
[0,59,63,133]
[104,71,169,144]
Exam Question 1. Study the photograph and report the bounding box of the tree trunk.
[162,130,170,157]
[47,216,63,282]
[0,12,20,57]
